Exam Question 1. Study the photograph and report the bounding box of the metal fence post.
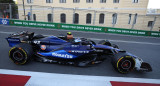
[30,5,32,21]
[93,11,96,25]
[73,8,75,24]
[9,4,12,19]
[150,16,157,31]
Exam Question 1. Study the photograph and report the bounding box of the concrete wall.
[18,0,149,15]
[17,0,160,31]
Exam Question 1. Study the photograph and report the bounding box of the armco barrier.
[9,19,160,37]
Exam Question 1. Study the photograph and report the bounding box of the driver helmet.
[67,32,72,35]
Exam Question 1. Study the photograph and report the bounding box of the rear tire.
[9,43,33,65]
[112,52,135,73]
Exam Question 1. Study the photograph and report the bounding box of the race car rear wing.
[6,38,21,47]
[6,31,34,47]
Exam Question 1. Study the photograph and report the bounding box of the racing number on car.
[33,41,41,44]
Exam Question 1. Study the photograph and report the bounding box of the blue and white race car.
[6,31,152,73]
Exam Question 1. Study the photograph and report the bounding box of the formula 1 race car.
[6,31,152,73]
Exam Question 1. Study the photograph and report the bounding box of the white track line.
[1,31,160,46]
[0,69,160,86]
[91,38,160,46]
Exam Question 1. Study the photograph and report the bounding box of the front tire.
[9,43,33,65]
[112,52,135,73]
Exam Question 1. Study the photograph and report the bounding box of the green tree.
[0,0,15,3]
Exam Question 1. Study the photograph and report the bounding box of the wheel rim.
[121,60,131,69]
[13,50,24,61]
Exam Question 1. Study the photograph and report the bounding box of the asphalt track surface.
[0,25,160,79]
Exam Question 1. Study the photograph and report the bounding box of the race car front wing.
[135,57,152,72]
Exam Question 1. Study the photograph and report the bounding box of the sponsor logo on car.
[71,45,79,47]
[95,50,103,52]
[41,45,46,50]
[52,53,73,58]
[33,41,41,44]
[7,38,20,42]
[71,50,89,53]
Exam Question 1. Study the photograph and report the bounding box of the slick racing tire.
[9,43,33,65]
[112,52,135,74]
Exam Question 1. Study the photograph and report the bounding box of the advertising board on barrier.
[9,19,160,37]
[9,20,104,32]
[105,28,160,37]
[9,20,55,28]
[0,18,9,25]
